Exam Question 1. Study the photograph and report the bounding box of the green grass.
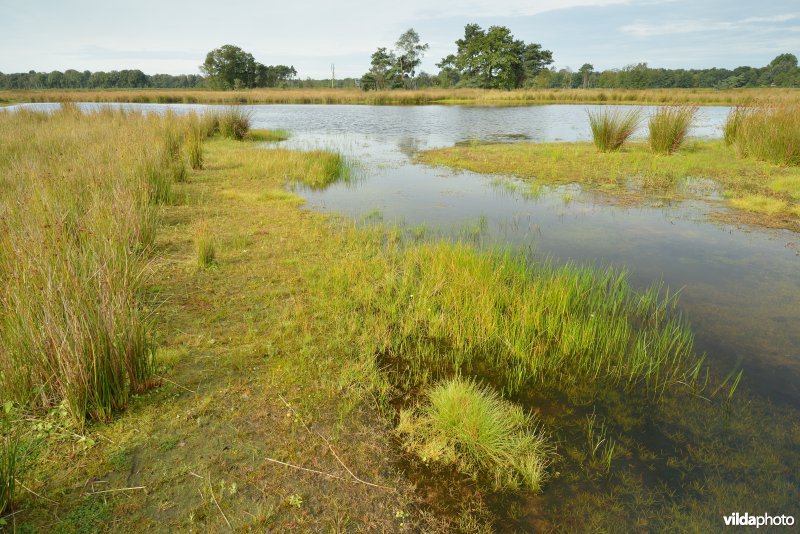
[397,377,552,492]
[419,140,800,230]
[648,106,697,155]
[186,121,205,170]
[587,108,641,152]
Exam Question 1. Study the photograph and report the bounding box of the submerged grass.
[339,241,704,397]
[648,106,697,155]
[588,108,641,152]
[419,140,800,231]
[397,377,552,492]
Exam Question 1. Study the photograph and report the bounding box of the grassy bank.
[419,140,800,231]
[3,87,800,107]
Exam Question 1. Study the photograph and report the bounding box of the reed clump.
[0,107,196,425]
[725,103,800,166]
[187,120,205,170]
[218,107,252,140]
[587,108,641,151]
[194,221,216,269]
[397,377,552,492]
[648,106,697,155]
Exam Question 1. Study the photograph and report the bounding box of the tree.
[395,28,429,88]
[201,45,259,89]
[368,47,397,90]
[579,63,594,89]
[444,24,553,89]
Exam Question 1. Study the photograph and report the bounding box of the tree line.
[0,69,204,90]
[2,36,798,91]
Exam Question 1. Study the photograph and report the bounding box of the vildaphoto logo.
[723,513,795,528]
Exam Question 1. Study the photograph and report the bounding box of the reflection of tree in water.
[397,136,425,158]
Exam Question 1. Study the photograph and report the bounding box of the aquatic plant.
[587,108,641,151]
[648,106,697,155]
[397,377,552,491]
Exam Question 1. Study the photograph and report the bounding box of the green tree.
[368,47,397,90]
[201,45,259,89]
[446,24,553,89]
[579,63,594,89]
[395,28,429,88]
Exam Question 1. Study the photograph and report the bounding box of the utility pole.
[331,64,335,89]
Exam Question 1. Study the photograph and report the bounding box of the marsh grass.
[194,221,216,269]
[186,121,205,170]
[419,141,800,229]
[347,242,704,396]
[397,377,552,492]
[247,129,290,142]
[7,88,800,107]
[588,108,641,151]
[218,107,252,140]
[585,412,615,474]
[0,426,20,514]
[648,106,697,155]
[0,107,196,425]
[727,103,800,166]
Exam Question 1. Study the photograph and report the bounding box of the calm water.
[10,103,800,406]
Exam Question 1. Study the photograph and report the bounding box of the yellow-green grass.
[0,107,201,425]
[247,128,290,142]
[12,137,423,531]
[419,140,800,230]
[588,108,642,151]
[397,377,552,492]
[4,87,800,107]
[648,105,697,155]
[726,102,800,166]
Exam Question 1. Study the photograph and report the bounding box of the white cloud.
[621,12,799,37]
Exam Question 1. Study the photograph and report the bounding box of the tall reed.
[726,103,800,166]
[587,108,641,151]
[0,107,194,425]
[648,106,697,155]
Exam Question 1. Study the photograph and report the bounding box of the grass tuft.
[397,377,552,492]
[186,120,205,170]
[648,106,697,155]
[194,221,216,269]
[218,107,252,140]
[587,108,641,152]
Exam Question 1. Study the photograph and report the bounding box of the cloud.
[621,12,799,37]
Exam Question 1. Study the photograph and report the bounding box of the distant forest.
[1,37,798,91]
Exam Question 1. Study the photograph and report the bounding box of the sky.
[1,0,798,78]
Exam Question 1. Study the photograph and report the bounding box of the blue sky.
[1,0,798,78]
